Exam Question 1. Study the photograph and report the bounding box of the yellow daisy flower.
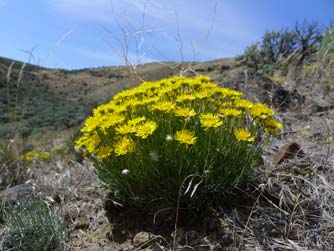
[128,117,146,126]
[215,87,243,97]
[80,115,101,133]
[114,137,135,156]
[220,108,242,117]
[174,107,196,118]
[264,118,283,129]
[151,101,176,112]
[174,129,197,146]
[249,103,275,119]
[234,99,254,109]
[21,151,36,163]
[116,123,136,135]
[135,121,158,139]
[86,132,101,153]
[97,146,113,159]
[141,97,160,105]
[195,90,213,99]
[234,128,255,142]
[200,113,223,130]
[76,133,100,153]
[176,94,196,103]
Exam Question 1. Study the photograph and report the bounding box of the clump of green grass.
[1,196,66,251]
[76,75,282,210]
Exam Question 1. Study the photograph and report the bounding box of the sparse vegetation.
[318,25,334,63]
[1,196,66,251]
[237,21,323,75]
[0,137,29,189]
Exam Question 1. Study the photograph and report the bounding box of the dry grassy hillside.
[0,57,236,137]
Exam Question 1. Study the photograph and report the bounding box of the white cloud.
[48,0,259,62]
[48,0,256,40]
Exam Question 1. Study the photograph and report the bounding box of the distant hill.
[0,56,46,73]
[0,56,236,137]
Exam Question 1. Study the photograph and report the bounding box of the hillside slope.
[0,57,236,136]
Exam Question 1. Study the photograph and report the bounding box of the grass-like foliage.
[76,75,282,209]
[0,138,28,189]
[318,25,334,65]
[1,196,66,251]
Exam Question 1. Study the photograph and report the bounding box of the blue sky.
[0,0,333,69]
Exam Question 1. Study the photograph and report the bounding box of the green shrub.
[1,196,66,251]
[237,21,322,75]
[236,43,262,74]
[318,25,334,67]
[76,75,282,210]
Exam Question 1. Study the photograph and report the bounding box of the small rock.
[272,142,304,164]
[311,96,332,112]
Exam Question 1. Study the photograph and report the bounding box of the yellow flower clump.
[21,149,51,163]
[304,64,320,75]
[76,75,284,209]
[76,75,282,159]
